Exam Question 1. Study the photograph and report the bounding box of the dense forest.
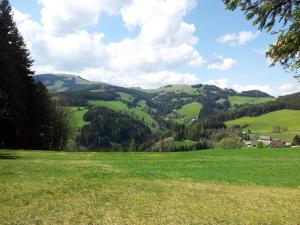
[79,107,151,150]
[0,0,72,150]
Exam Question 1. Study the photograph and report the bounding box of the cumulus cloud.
[80,68,200,88]
[207,55,236,71]
[14,0,206,87]
[203,79,300,97]
[38,0,130,34]
[204,79,229,89]
[278,83,300,96]
[231,84,273,95]
[218,31,259,46]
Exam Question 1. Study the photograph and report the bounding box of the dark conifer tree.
[0,0,35,147]
[0,0,71,150]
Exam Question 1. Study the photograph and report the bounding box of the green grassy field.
[227,109,300,135]
[88,100,157,130]
[0,149,299,224]
[176,102,203,121]
[229,96,275,106]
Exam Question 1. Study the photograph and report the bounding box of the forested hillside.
[33,73,300,151]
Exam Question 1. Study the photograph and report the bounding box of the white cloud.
[204,79,229,89]
[13,0,205,87]
[208,55,236,71]
[218,31,259,46]
[38,0,130,34]
[81,68,200,88]
[232,84,273,95]
[278,83,300,96]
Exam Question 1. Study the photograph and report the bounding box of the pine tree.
[0,0,35,147]
[0,0,71,150]
[223,0,300,77]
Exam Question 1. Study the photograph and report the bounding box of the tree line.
[0,0,72,150]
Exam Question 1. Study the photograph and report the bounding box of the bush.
[257,141,265,149]
[217,137,243,150]
[293,135,300,146]
[272,126,281,133]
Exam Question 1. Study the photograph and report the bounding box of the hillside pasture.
[226,110,300,141]
[69,107,88,129]
[0,149,299,225]
[226,110,300,133]
[176,102,203,121]
[229,96,275,106]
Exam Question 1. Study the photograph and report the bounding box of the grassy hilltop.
[1,149,300,225]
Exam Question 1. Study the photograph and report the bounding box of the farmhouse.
[258,136,272,145]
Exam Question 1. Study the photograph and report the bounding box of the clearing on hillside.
[88,100,157,130]
[176,102,203,121]
[229,96,275,106]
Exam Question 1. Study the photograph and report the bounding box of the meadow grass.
[0,148,299,224]
[176,102,203,121]
[69,107,88,129]
[173,140,197,147]
[226,109,300,133]
[229,96,275,106]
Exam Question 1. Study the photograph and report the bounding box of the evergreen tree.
[0,0,34,147]
[0,0,72,150]
[223,0,300,77]
[293,135,300,145]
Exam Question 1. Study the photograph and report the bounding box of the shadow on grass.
[0,153,20,160]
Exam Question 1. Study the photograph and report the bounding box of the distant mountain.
[34,74,102,92]
[238,90,272,98]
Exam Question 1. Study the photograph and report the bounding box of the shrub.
[257,141,265,148]
[272,126,281,133]
[293,135,300,146]
[217,137,243,150]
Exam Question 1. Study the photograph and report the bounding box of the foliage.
[257,141,265,149]
[293,135,300,145]
[79,107,151,150]
[217,137,243,149]
[223,0,300,77]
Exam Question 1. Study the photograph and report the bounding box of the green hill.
[226,110,300,141]
[229,96,275,106]
[35,74,101,92]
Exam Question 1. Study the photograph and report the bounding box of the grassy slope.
[226,110,300,141]
[88,100,157,129]
[69,107,88,129]
[226,110,300,132]
[229,96,275,106]
[176,102,203,121]
[0,149,299,224]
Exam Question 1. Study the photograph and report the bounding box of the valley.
[36,74,300,151]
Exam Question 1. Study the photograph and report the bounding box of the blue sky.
[11,0,300,95]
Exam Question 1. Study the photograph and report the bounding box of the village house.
[258,136,272,146]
